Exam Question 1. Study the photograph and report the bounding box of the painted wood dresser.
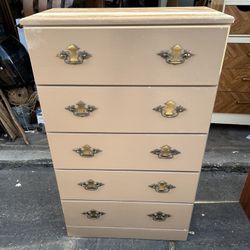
[21,7,233,241]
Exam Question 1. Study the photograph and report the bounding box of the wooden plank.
[0,89,29,144]
[0,101,19,140]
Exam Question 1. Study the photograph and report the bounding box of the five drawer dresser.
[21,7,233,241]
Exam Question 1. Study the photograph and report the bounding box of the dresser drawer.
[67,226,188,240]
[62,200,193,229]
[224,43,250,69]
[56,170,199,203]
[225,6,250,35]
[214,91,250,114]
[49,133,206,171]
[38,86,216,133]
[25,26,228,86]
[218,68,250,92]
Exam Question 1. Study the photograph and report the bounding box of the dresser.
[211,0,250,125]
[21,7,233,241]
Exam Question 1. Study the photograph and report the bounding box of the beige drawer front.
[49,133,206,171]
[56,170,199,203]
[62,201,193,229]
[38,86,216,133]
[25,26,228,86]
[67,226,188,241]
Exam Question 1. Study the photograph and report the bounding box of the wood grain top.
[20,7,234,26]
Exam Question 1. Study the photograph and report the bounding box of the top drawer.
[24,26,229,86]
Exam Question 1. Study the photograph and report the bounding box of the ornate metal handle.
[65,101,97,117]
[149,180,176,193]
[158,44,193,65]
[82,209,105,219]
[151,145,180,159]
[57,44,91,64]
[242,77,250,81]
[78,179,104,191]
[153,100,186,118]
[148,211,171,222]
[73,145,102,158]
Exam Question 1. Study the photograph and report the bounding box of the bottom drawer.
[67,226,188,241]
[62,201,193,230]
[214,91,250,114]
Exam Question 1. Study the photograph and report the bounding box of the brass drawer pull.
[242,77,250,81]
[73,144,102,158]
[148,211,171,222]
[158,44,193,65]
[248,52,250,57]
[57,44,91,64]
[151,145,180,159]
[82,209,105,220]
[149,180,175,193]
[78,179,104,191]
[65,101,97,117]
[153,100,186,118]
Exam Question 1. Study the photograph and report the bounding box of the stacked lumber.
[0,89,29,144]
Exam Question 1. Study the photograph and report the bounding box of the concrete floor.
[0,124,249,249]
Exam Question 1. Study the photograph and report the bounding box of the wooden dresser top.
[21,7,234,26]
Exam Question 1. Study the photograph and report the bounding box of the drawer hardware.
[242,77,250,81]
[78,179,104,191]
[153,100,186,118]
[57,44,91,64]
[148,211,171,222]
[82,209,105,219]
[158,44,193,65]
[151,145,180,159]
[73,144,102,157]
[236,100,250,104]
[65,101,97,117]
[149,180,175,193]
